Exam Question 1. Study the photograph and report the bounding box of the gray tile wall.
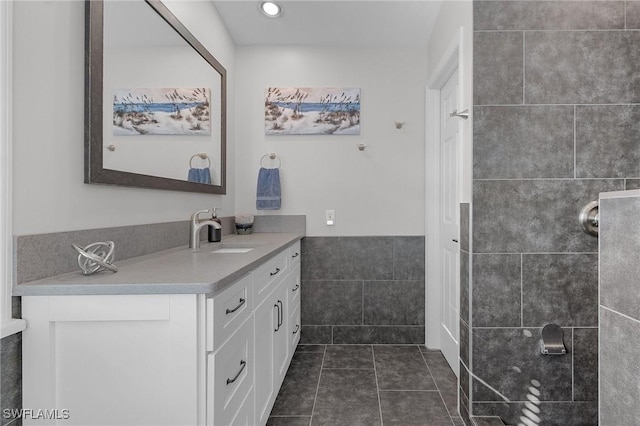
[470,1,638,423]
[301,236,425,345]
[628,1,640,28]
[599,194,640,424]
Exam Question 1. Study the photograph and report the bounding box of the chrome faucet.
[189,209,222,250]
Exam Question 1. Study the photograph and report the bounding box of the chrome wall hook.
[449,109,469,119]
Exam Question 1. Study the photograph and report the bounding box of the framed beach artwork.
[113,88,210,136]
[265,87,360,135]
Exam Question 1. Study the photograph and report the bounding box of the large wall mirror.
[85,0,226,194]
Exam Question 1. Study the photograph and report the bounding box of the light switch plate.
[325,209,335,226]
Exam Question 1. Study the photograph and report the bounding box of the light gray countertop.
[14,233,303,296]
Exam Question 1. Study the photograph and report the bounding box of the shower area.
[461,1,640,424]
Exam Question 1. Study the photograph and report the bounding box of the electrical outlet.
[325,209,335,226]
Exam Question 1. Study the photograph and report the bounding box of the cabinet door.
[253,288,279,425]
[22,295,201,426]
[253,279,290,426]
[272,282,289,386]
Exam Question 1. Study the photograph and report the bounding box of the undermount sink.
[210,247,254,254]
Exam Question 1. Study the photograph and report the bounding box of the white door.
[439,69,460,374]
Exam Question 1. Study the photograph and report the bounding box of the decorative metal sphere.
[71,241,118,275]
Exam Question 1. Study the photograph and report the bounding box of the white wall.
[12,1,236,235]
[235,47,428,236]
[427,0,473,203]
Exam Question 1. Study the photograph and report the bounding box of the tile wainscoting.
[300,236,425,345]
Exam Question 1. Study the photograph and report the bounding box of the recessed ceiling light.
[259,1,283,18]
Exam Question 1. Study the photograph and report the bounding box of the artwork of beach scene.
[113,88,210,136]
[265,87,360,135]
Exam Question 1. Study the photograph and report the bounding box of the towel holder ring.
[260,153,281,169]
[190,153,211,168]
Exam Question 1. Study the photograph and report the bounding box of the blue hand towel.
[256,167,281,210]
[200,168,212,184]
[187,168,212,184]
[187,168,199,183]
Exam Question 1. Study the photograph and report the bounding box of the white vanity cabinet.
[21,239,302,426]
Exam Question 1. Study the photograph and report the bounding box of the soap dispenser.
[208,208,222,243]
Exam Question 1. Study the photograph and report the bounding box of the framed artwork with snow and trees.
[264,87,360,135]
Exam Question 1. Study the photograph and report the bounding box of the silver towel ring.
[190,153,211,168]
[260,153,281,168]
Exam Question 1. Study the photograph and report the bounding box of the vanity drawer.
[207,317,253,426]
[287,264,301,307]
[254,250,288,300]
[207,273,253,352]
[289,303,301,354]
[288,240,301,268]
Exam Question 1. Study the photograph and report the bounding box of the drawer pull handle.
[291,252,300,259]
[225,298,246,315]
[277,300,284,327]
[274,304,280,332]
[270,267,281,277]
[292,324,300,335]
[292,283,300,292]
[226,360,247,386]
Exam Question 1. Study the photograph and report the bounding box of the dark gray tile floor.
[268,345,462,426]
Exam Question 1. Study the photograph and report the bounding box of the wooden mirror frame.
[85,0,227,194]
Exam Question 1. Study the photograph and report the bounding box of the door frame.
[0,0,25,338]
[425,27,466,350]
